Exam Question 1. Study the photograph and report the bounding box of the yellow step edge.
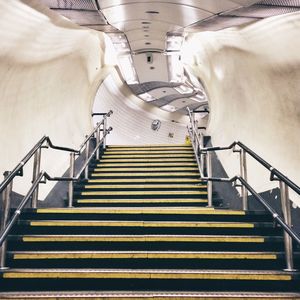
[97,163,198,167]
[100,159,196,162]
[29,221,254,228]
[3,270,291,281]
[106,147,193,151]
[93,167,198,172]
[91,172,200,177]
[12,251,278,260]
[36,208,245,215]
[108,144,190,147]
[77,199,208,203]
[84,184,205,189]
[80,191,207,196]
[21,235,265,243]
[102,155,195,158]
[104,151,194,155]
[88,178,202,183]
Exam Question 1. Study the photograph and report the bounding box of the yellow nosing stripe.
[100,158,196,162]
[104,151,194,155]
[3,270,291,281]
[84,184,205,189]
[36,208,245,215]
[88,178,202,183]
[93,167,198,172]
[77,199,208,204]
[107,147,193,151]
[102,155,195,158]
[108,144,190,147]
[97,163,198,167]
[80,191,207,196]
[22,235,265,243]
[13,252,277,260]
[91,172,200,177]
[29,221,254,228]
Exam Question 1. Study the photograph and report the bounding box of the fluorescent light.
[161,104,177,112]
[139,92,156,102]
[174,84,194,94]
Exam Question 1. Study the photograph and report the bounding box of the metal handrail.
[0,111,113,269]
[187,107,300,271]
[202,141,300,196]
[204,175,300,245]
[0,110,113,195]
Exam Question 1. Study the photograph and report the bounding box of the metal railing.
[187,107,300,271]
[0,110,113,269]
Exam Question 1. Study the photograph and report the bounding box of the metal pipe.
[84,136,90,180]
[240,149,248,211]
[68,153,75,208]
[31,148,41,208]
[0,173,13,269]
[279,181,296,271]
[206,151,213,207]
[103,117,107,150]
[96,125,101,160]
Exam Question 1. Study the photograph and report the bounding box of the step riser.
[7,258,289,270]
[1,278,299,292]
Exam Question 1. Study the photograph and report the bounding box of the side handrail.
[187,106,300,271]
[204,175,300,245]
[0,110,113,195]
[0,111,113,269]
[202,141,300,196]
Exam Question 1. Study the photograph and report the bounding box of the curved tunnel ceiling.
[40,0,300,115]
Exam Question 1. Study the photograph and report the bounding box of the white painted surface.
[93,71,188,145]
[183,12,300,206]
[0,0,113,197]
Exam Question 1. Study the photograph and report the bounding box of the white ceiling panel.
[132,53,169,82]
[102,3,213,29]
[126,29,166,43]
[148,87,181,98]
[130,39,165,51]
[111,20,180,34]
[99,0,246,14]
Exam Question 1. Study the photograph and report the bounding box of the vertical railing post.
[240,149,248,211]
[68,152,75,208]
[279,181,295,271]
[31,148,41,208]
[206,151,213,207]
[96,124,101,160]
[84,136,90,180]
[103,117,107,150]
[0,172,13,269]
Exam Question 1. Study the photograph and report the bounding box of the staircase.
[1,144,300,299]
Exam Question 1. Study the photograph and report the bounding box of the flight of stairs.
[1,144,300,299]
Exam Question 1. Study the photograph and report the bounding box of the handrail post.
[31,147,41,208]
[68,153,75,208]
[240,149,248,211]
[96,124,101,160]
[279,181,296,271]
[206,151,213,207]
[0,172,13,269]
[84,136,90,180]
[103,117,107,150]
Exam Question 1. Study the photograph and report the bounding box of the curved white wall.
[93,70,189,145]
[183,12,300,206]
[0,0,111,196]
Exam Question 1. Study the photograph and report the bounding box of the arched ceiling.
[40,0,300,115]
